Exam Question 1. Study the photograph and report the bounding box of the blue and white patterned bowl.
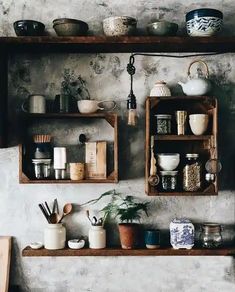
[186,8,223,37]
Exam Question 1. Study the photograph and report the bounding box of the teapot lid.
[172,218,192,224]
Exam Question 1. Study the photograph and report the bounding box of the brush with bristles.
[33,134,51,143]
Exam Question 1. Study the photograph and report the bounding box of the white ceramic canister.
[89,226,106,249]
[150,81,171,96]
[170,218,194,249]
[44,223,66,250]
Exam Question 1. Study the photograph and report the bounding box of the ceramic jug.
[178,60,211,96]
[150,81,171,96]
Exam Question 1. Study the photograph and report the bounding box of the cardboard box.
[85,141,107,179]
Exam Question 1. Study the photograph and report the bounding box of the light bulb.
[127,109,137,126]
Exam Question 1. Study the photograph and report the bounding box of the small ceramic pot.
[186,8,223,37]
[150,81,171,96]
[14,20,45,36]
[44,223,66,250]
[53,18,89,36]
[147,21,178,36]
[158,153,180,171]
[144,229,160,249]
[189,114,209,135]
[103,16,137,36]
[89,226,106,249]
[170,218,194,249]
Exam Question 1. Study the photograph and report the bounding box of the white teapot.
[178,60,211,96]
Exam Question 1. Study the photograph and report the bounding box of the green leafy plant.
[81,189,150,224]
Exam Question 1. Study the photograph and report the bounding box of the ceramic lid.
[186,153,199,158]
[155,114,172,119]
[155,81,167,85]
[172,218,192,224]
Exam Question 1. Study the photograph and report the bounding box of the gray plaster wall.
[0,0,235,291]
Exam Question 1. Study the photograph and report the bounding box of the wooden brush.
[33,134,51,143]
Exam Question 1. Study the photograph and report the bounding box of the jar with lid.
[160,170,178,191]
[200,223,223,248]
[183,153,201,191]
[155,114,172,135]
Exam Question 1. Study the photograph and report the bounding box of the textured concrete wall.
[0,0,235,291]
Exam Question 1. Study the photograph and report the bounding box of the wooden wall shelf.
[145,96,218,196]
[1,36,235,53]
[22,246,235,257]
[19,113,118,184]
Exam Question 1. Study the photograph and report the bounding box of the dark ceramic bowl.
[186,8,223,37]
[147,21,178,36]
[14,20,45,36]
[53,18,89,36]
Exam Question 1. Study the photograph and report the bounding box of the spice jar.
[183,153,201,191]
[200,223,223,248]
[155,114,172,134]
[160,171,178,191]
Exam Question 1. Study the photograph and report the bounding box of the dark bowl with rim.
[14,20,45,36]
[53,18,89,36]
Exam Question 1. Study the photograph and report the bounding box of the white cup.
[22,94,46,113]
[189,114,209,135]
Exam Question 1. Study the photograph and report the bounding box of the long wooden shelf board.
[20,178,118,184]
[21,113,116,119]
[22,246,235,257]
[155,135,212,141]
[148,192,217,196]
[3,36,235,53]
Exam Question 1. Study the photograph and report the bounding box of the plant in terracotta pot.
[81,190,150,249]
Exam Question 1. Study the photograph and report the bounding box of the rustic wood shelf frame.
[145,96,218,196]
[19,113,118,184]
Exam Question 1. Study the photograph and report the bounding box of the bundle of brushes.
[33,134,51,143]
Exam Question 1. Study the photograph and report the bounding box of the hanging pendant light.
[127,55,137,126]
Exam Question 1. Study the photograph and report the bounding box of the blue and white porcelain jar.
[170,218,194,249]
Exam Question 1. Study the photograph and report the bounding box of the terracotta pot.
[118,223,138,249]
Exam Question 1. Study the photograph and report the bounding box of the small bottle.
[89,226,106,249]
[183,153,201,191]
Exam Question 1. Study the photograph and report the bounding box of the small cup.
[144,229,160,249]
[70,163,85,180]
[189,114,209,135]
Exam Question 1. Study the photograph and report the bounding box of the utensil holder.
[70,163,85,180]
[44,223,66,250]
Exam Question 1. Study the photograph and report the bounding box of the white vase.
[89,226,106,249]
[44,223,66,250]
[170,218,194,249]
[150,81,171,96]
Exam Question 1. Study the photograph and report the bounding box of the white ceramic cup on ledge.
[189,114,209,135]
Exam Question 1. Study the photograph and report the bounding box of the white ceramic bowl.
[158,153,180,171]
[103,16,137,36]
[189,114,209,135]
[68,239,85,249]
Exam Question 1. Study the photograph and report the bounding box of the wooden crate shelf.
[145,96,218,196]
[19,113,118,184]
[22,246,235,257]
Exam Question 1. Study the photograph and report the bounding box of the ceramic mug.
[189,114,209,135]
[22,94,46,113]
[77,100,116,114]
[144,229,160,249]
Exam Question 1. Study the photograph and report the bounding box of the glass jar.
[160,170,178,191]
[200,223,223,248]
[89,226,106,249]
[44,223,66,250]
[155,114,172,134]
[183,153,201,191]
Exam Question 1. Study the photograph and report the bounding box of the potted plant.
[82,190,150,249]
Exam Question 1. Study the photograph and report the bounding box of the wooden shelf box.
[19,113,118,184]
[145,96,218,196]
